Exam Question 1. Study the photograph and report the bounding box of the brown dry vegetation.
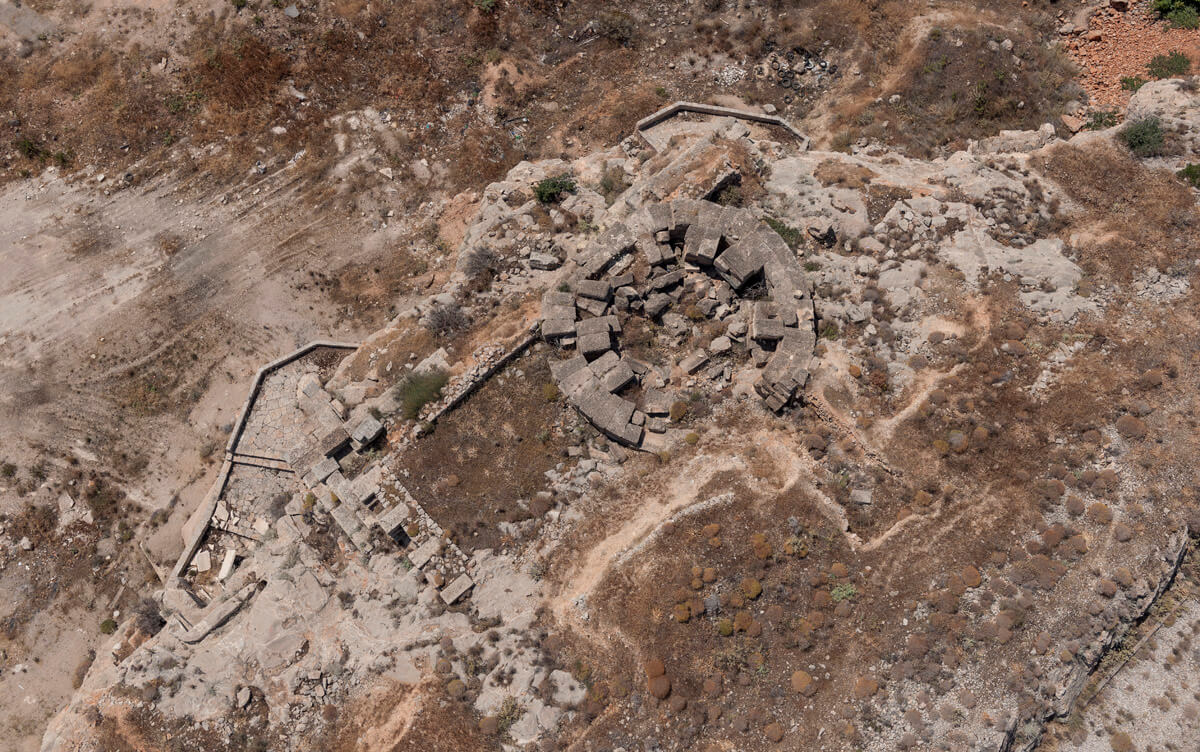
[1036,142,1200,283]
[847,25,1081,155]
[391,347,574,552]
[0,0,1077,191]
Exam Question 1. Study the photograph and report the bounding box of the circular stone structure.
[539,198,818,448]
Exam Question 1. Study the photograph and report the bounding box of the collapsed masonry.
[540,198,817,447]
[166,346,475,641]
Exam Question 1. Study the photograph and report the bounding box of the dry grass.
[1035,142,1200,282]
[861,26,1080,156]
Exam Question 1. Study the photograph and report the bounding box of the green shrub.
[400,370,449,420]
[763,217,803,250]
[1085,110,1119,130]
[714,183,744,207]
[100,619,118,635]
[1155,0,1200,26]
[1147,50,1191,79]
[1120,76,1146,92]
[14,138,44,159]
[475,0,497,11]
[1120,117,1165,157]
[831,584,857,602]
[533,175,576,203]
[1168,5,1200,27]
[1178,163,1200,188]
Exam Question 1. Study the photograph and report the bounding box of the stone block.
[644,203,673,235]
[193,550,212,573]
[528,253,561,270]
[408,537,440,569]
[330,503,364,537]
[440,574,475,604]
[217,549,237,581]
[609,273,634,289]
[601,361,636,393]
[576,296,608,317]
[680,349,709,374]
[350,416,384,445]
[576,315,620,335]
[644,293,672,318]
[309,455,339,483]
[376,503,410,536]
[317,426,351,458]
[573,279,612,301]
[683,224,720,266]
[578,332,612,358]
[550,355,589,382]
[649,269,685,291]
[642,389,673,415]
[588,350,621,377]
[541,318,576,339]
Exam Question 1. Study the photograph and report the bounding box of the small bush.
[684,432,699,445]
[1147,50,1191,79]
[1168,5,1200,27]
[714,183,744,207]
[1120,76,1146,92]
[400,370,449,420]
[461,247,499,280]
[533,175,576,203]
[668,401,688,422]
[1178,163,1200,187]
[594,11,636,46]
[475,0,497,11]
[99,619,118,635]
[1086,110,1119,130]
[831,583,857,602]
[1120,117,1165,157]
[425,303,468,337]
[597,166,628,205]
[14,138,45,160]
[542,383,560,402]
[764,217,803,250]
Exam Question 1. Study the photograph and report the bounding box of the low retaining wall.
[634,101,811,150]
[423,325,541,426]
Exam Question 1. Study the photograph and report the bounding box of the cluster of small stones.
[539,198,817,447]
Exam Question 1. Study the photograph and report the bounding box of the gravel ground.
[1064,3,1200,110]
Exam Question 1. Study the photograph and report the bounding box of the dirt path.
[548,454,743,648]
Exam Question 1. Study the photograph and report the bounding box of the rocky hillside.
[30,78,1200,751]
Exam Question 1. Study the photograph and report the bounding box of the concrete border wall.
[169,341,358,582]
[634,101,811,150]
[223,340,359,457]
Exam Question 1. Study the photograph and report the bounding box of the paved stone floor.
[237,359,317,460]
